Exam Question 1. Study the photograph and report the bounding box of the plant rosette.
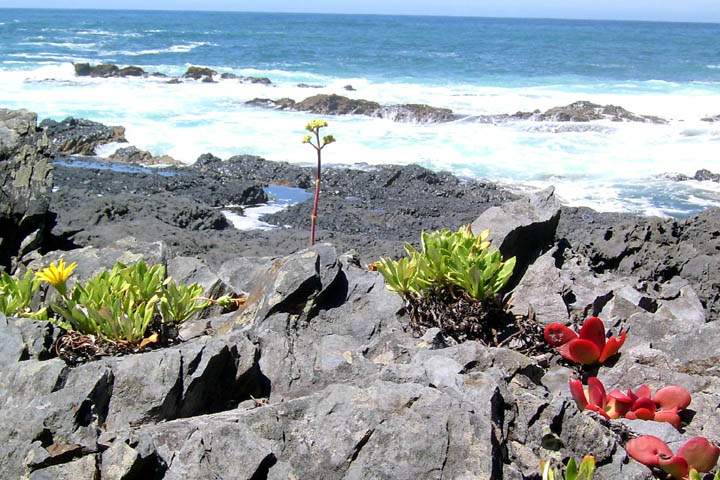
[544,316,626,366]
[626,435,720,480]
[569,377,691,428]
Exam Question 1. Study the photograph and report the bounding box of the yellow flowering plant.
[302,119,336,246]
[35,259,77,296]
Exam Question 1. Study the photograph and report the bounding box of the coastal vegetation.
[302,119,336,245]
[540,456,596,480]
[2,259,219,360]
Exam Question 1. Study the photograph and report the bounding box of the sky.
[0,0,718,23]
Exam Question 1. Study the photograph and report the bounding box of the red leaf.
[569,379,588,410]
[561,339,602,365]
[677,437,720,473]
[587,377,606,407]
[634,385,652,399]
[653,386,691,411]
[544,323,578,347]
[654,409,682,429]
[658,455,689,479]
[578,316,607,353]
[598,331,627,363]
[626,435,673,467]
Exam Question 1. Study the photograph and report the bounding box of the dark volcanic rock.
[692,169,720,182]
[471,187,562,286]
[183,66,217,80]
[7,240,711,479]
[118,66,145,77]
[240,76,272,85]
[557,206,720,322]
[108,146,182,166]
[247,94,460,123]
[51,153,514,265]
[0,109,54,270]
[295,94,381,115]
[72,63,123,78]
[525,101,667,124]
[701,114,720,122]
[50,157,275,252]
[40,117,126,155]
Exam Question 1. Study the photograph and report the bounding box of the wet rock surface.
[248,93,460,123]
[108,146,182,166]
[40,117,126,156]
[51,152,516,265]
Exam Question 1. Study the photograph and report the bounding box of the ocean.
[1,8,719,216]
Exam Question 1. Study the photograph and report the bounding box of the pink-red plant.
[569,378,691,429]
[544,316,627,365]
[626,435,720,479]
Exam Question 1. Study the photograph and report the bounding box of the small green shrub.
[541,456,596,480]
[0,270,47,320]
[377,226,516,301]
[44,261,209,343]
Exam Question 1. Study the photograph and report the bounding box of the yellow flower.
[302,134,312,144]
[36,259,77,294]
[305,119,329,132]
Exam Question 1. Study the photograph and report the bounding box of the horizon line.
[0,6,719,26]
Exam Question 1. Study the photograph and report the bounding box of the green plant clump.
[48,261,208,343]
[0,270,47,320]
[541,456,596,480]
[377,226,516,302]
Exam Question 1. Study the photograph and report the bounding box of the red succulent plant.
[626,435,720,479]
[544,316,627,365]
[569,378,691,429]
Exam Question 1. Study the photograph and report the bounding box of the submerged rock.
[40,117,126,155]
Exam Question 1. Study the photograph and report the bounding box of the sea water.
[1,9,719,216]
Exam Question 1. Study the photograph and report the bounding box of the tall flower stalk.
[302,120,336,246]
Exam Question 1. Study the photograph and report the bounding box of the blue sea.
[1,9,720,216]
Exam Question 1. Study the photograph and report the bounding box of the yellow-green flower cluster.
[305,119,328,132]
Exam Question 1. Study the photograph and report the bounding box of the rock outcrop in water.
[702,114,720,122]
[183,66,217,81]
[671,168,720,183]
[108,146,182,166]
[0,109,53,270]
[475,101,668,124]
[40,117,126,156]
[73,63,147,78]
[247,94,459,123]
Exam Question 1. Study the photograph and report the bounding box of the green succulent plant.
[0,269,47,320]
[377,226,516,301]
[541,456,596,480]
[44,260,209,343]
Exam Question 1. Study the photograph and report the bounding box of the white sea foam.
[18,41,98,51]
[1,63,718,216]
[222,205,285,230]
[99,42,215,57]
[76,29,143,38]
